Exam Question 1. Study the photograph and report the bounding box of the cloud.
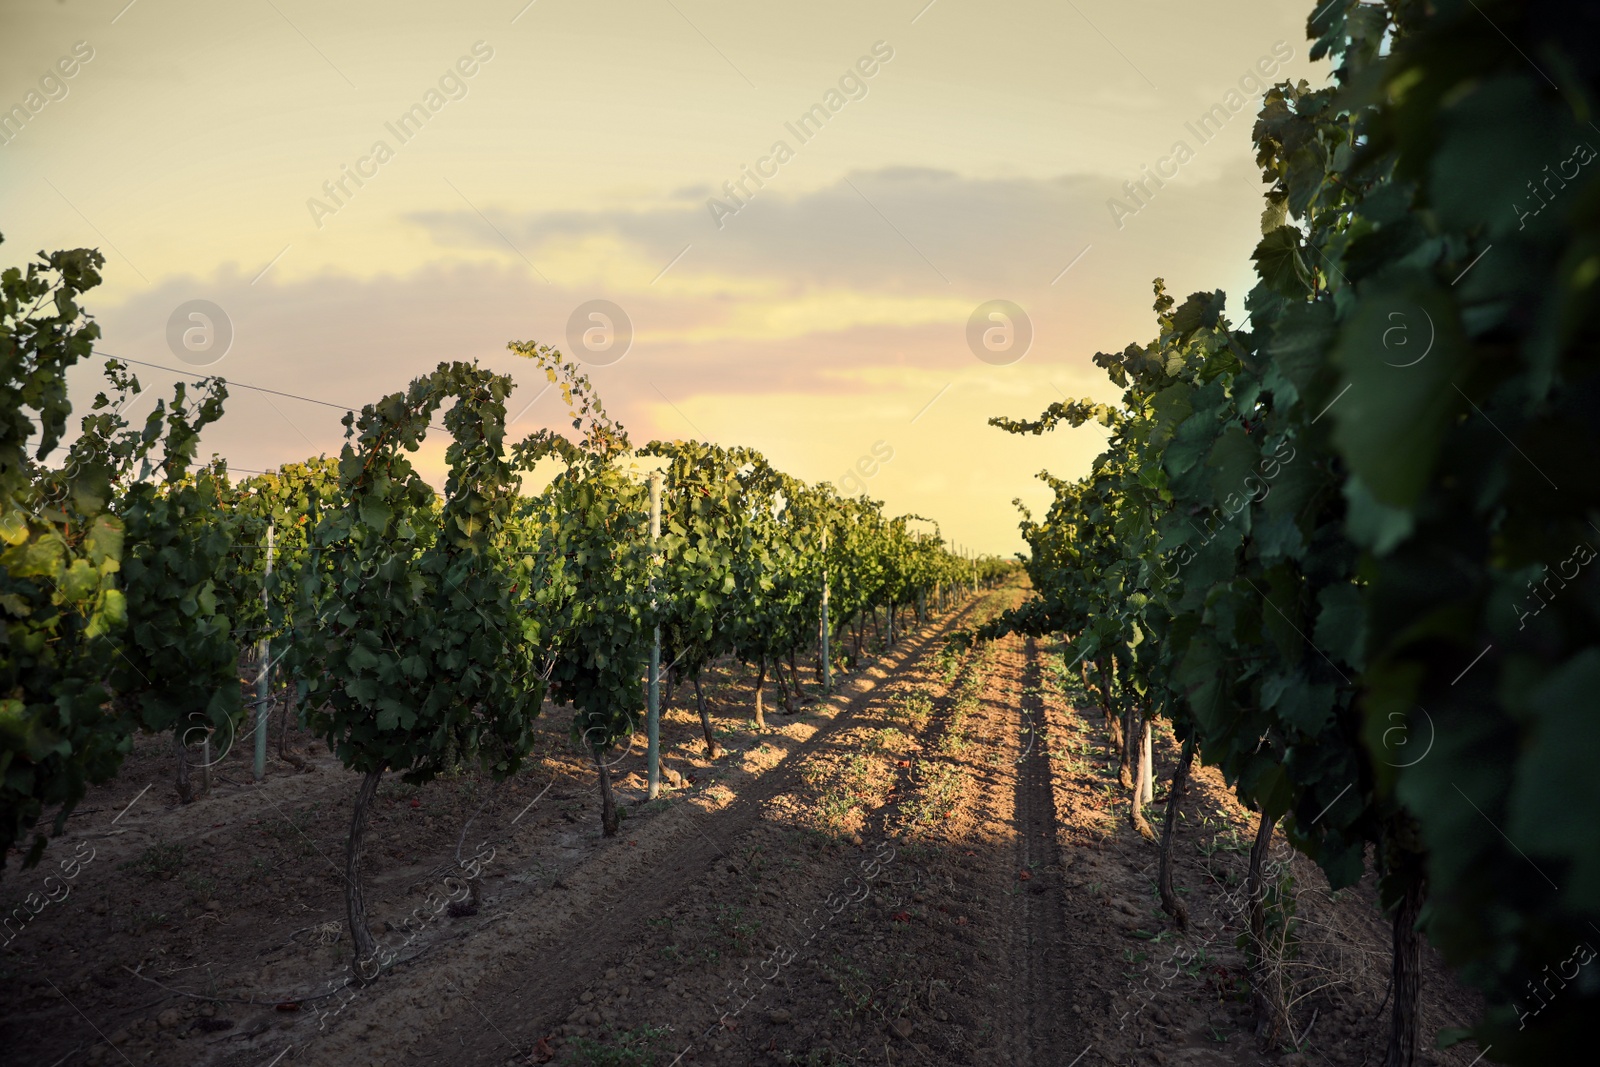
[72,162,1263,479]
[408,167,1112,294]
[71,260,960,474]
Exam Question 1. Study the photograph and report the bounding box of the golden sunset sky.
[2,0,1321,555]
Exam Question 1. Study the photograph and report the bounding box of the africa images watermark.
[1118,836,1296,1030]
[1106,40,1295,230]
[834,440,894,497]
[1514,140,1597,230]
[1513,537,1595,630]
[706,41,896,229]
[306,41,496,229]
[311,840,498,1032]
[1,841,97,950]
[1159,436,1297,579]
[1515,939,1596,1031]
[0,40,95,147]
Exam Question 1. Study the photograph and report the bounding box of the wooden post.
[1139,715,1154,806]
[1130,711,1157,842]
[253,523,275,783]
[647,472,662,801]
[820,524,831,694]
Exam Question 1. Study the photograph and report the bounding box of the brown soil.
[0,579,1487,1067]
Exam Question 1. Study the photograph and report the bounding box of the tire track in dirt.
[652,584,1070,1067]
[1013,636,1080,1066]
[961,633,1079,1067]
[771,616,1085,1067]
[369,591,1005,1067]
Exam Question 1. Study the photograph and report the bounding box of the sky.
[2,0,1324,556]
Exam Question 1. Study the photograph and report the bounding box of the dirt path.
[283,585,1030,1067]
[1005,637,1079,1066]
[4,577,1487,1067]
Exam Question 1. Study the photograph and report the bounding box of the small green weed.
[714,904,759,952]
[865,727,904,753]
[125,909,169,934]
[182,872,217,902]
[819,788,857,828]
[564,1024,670,1067]
[889,689,933,728]
[120,841,185,881]
[903,762,964,826]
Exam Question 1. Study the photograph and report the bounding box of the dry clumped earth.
[1,578,1484,1067]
